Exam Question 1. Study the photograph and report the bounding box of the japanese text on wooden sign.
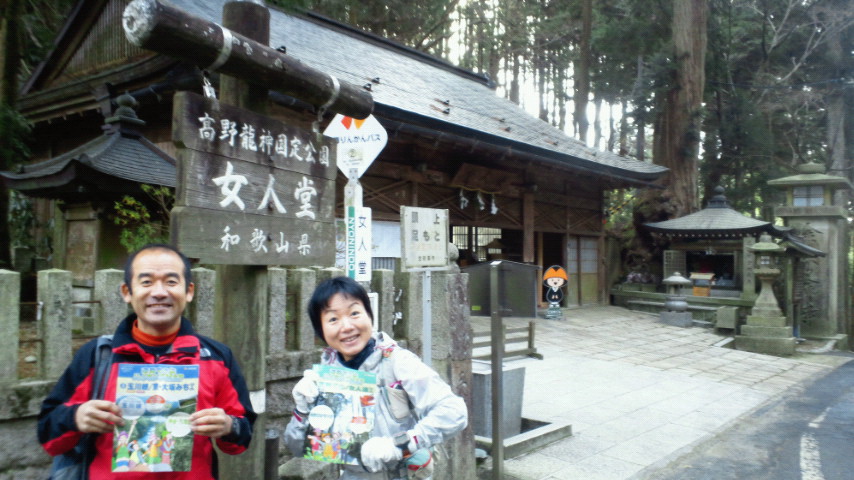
[400,206,449,270]
[171,91,336,265]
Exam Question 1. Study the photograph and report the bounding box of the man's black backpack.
[48,335,113,480]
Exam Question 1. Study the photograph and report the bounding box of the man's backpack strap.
[92,335,113,400]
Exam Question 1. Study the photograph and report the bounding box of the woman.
[284,276,467,479]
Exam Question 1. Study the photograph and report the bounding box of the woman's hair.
[308,276,374,342]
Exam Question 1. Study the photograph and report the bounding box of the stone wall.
[1,266,474,480]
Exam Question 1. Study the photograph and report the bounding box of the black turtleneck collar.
[339,338,376,370]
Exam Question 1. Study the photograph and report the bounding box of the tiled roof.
[172,0,666,182]
[644,187,771,237]
[0,124,175,195]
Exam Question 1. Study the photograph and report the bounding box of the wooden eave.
[20,0,109,95]
[18,55,175,124]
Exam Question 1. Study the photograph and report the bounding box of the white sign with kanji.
[346,206,372,281]
[323,114,387,179]
[400,206,449,270]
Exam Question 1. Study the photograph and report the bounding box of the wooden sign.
[171,91,336,265]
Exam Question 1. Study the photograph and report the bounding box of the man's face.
[121,248,194,335]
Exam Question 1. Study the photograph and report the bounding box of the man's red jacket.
[38,315,256,479]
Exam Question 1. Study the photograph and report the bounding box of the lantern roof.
[750,233,785,254]
[767,161,853,190]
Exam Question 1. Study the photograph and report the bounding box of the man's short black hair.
[308,276,374,343]
[123,243,193,293]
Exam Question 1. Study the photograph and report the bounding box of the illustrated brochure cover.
[303,364,377,465]
[112,364,199,472]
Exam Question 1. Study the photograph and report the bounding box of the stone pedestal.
[471,361,525,438]
[660,311,693,328]
[545,304,562,319]
[736,314,795,355]
[736,269,795,355]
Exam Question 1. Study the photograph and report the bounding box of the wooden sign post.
[123,0,374,477]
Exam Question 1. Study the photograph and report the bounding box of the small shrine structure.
[611,187,824,333]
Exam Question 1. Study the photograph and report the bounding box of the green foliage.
[112,185,174,253]
[276,0,458,56]
[9,190,37,248]
[0,103,32,168]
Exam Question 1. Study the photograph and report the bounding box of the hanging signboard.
[322,114,387,179]
[400,206,449,270]
[346,206,372,281]
[170,91,336,265]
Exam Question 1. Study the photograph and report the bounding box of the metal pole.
[422,270,432,367]
[264,429,279,480]
[490,261,503,479]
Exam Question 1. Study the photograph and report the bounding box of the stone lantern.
[735,234,794,355]
[749,234,785,317]
[768,161,851,346]
[660,272,693,327]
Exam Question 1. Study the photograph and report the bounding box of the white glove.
[292,369,319,414]
[360,436,403,473]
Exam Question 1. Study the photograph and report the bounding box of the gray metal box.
[463,260,539,317]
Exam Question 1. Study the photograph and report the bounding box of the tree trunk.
[593,95,603,150]
[633,56,646,162]
[826,2,850,204]
[0,0,24,268]
[619,100,629,156]
[628,0,707,276]
[573,0,591,142]
[651,0,707,217]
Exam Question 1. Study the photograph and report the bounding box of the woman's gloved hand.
[360,436,403,472]
[292,369,320,414]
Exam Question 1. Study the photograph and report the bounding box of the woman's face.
[320,293,373,361]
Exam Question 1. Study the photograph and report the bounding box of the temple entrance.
[567,235,600,306]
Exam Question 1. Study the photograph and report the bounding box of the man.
[38,244,255,478]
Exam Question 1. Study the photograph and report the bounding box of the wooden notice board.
[171,91,336,265]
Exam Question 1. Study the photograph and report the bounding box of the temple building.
[1,0,666,308]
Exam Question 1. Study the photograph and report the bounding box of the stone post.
[741,237,757,301]
[268,267,288,357]
[430,271,475,480]
[188,267,216,338]
[371,269,395,333]
[0,270,20,381]
[287,268,317,350]
[314,267,343,285]
[94,268,126,334]
[392,269,423,355]
[38,269,73,379]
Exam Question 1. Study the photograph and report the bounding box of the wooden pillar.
[214,2,270,479]
[523,192,535,263]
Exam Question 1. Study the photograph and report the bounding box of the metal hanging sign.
[323,114,387,179]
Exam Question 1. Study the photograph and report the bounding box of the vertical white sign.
[347,206,372,281]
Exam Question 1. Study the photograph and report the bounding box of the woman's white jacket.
[284,331,468,479]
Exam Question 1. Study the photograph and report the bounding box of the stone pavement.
[470,306,852,480]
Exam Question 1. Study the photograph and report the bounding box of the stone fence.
[0,267,474,480]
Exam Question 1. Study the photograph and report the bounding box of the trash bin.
[463,260,539,317]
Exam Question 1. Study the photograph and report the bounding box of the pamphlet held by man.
[112,364,199,472]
